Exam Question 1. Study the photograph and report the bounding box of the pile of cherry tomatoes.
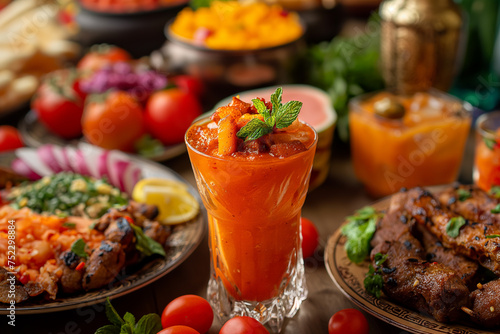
[31,44,203,153]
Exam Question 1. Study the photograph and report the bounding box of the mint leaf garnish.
[446,216,466,238]
[491,204,500,214]
[457,188,471,201]
[237,87,302,141]
[105,298,124,327]
[70,238,88,259]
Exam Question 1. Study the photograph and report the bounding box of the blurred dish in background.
[0,0,80,118]
[212,84,337,190]
[78,0,188,14]
[75,0,188,58]
[152,2,307,107]
[349,89,472,198]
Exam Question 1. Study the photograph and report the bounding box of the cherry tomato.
[158,325,200,334]
[144,88,202,146]
[219,316,269,334]
[328,309,369,334]
[77,44,131,72]
[31,69,86,139]
[82,91,145,151]
[301,217,319,259]
[161,295,213,334]
[172,75,205,98]
[0,126,23,152]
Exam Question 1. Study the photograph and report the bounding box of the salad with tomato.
[30,44,204,158]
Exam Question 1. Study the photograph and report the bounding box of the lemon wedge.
[132,178,199,225]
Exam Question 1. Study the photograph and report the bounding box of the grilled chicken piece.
[467,279,500,328]
[416,224,480,290]
[94,202,160,232]
[104,217,135,246]
[437,185,499,224]
[58,251,83,294]
[82,241,125,291]
[401,187,500,276]
[143,220,171,245]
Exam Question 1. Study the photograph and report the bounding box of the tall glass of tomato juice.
[474,111,500,191]
[185,117,317,333]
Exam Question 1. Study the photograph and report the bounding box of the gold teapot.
[379,0,464,94]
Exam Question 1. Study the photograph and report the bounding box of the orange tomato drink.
[474,111,500,191]
[349,90,471,198]
[185,88,317,332]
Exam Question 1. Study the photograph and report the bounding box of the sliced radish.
[77,143,104,178]
[37,145,63,173]
[97,151,110,178]
[123,164,142,195]
[11,158,41,180]
[52,146,71,172]
[106,150,135,191]
[15,148,53,177]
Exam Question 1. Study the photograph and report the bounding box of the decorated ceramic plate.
[0,145,206,314]
[324,188,496,334]
[18,111,187,162]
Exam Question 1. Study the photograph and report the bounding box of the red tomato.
[82,91,145,151]
[328,309,369,334]
[219,317,269,334]
[301,217,319,259]
[144,88,202,146]
[158,326,200,334]
[31,69,86,139]
[172,75,205,98]
[161,295,213,334]
[0,126,23,152]
[77,44,131,72]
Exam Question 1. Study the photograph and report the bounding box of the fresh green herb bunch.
[8,172,128,218]
[364,253,388,298]
[95,298,162,334]
[304,14,385,141]
[236,87,302,141]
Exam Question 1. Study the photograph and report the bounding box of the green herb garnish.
[236,87,302,141]
[490,186,500,198]
[446,216,467,238]
[341,206,381,264]
[130,224,166,257]
[485,234,500,239]
[484,137,497,150]
[491,204,500,214]
[95,298,162,334]
[70,238,88,259]
[363,251,388,299]
[62,222,77,229]
[457,189,471,201]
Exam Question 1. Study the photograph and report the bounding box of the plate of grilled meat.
[0,146,206,314]
[326,185,500,334]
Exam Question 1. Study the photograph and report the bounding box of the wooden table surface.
[1,130,476,334]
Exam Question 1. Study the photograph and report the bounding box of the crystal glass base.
[207,255,307,333]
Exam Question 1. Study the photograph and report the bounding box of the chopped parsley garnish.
[341,206,381,264]
[364,252,388,299]
[490,186,500,198]
[236,87,302,141]
[485,234,500,239]
[457,189,471,201]
[446,216,466,238]
[491,204,500,214]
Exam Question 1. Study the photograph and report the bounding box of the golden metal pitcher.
[379,0,464,94]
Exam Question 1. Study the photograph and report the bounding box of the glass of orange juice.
[474,111,500,191]
[185,91,317,332]
[349,89,472,198]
